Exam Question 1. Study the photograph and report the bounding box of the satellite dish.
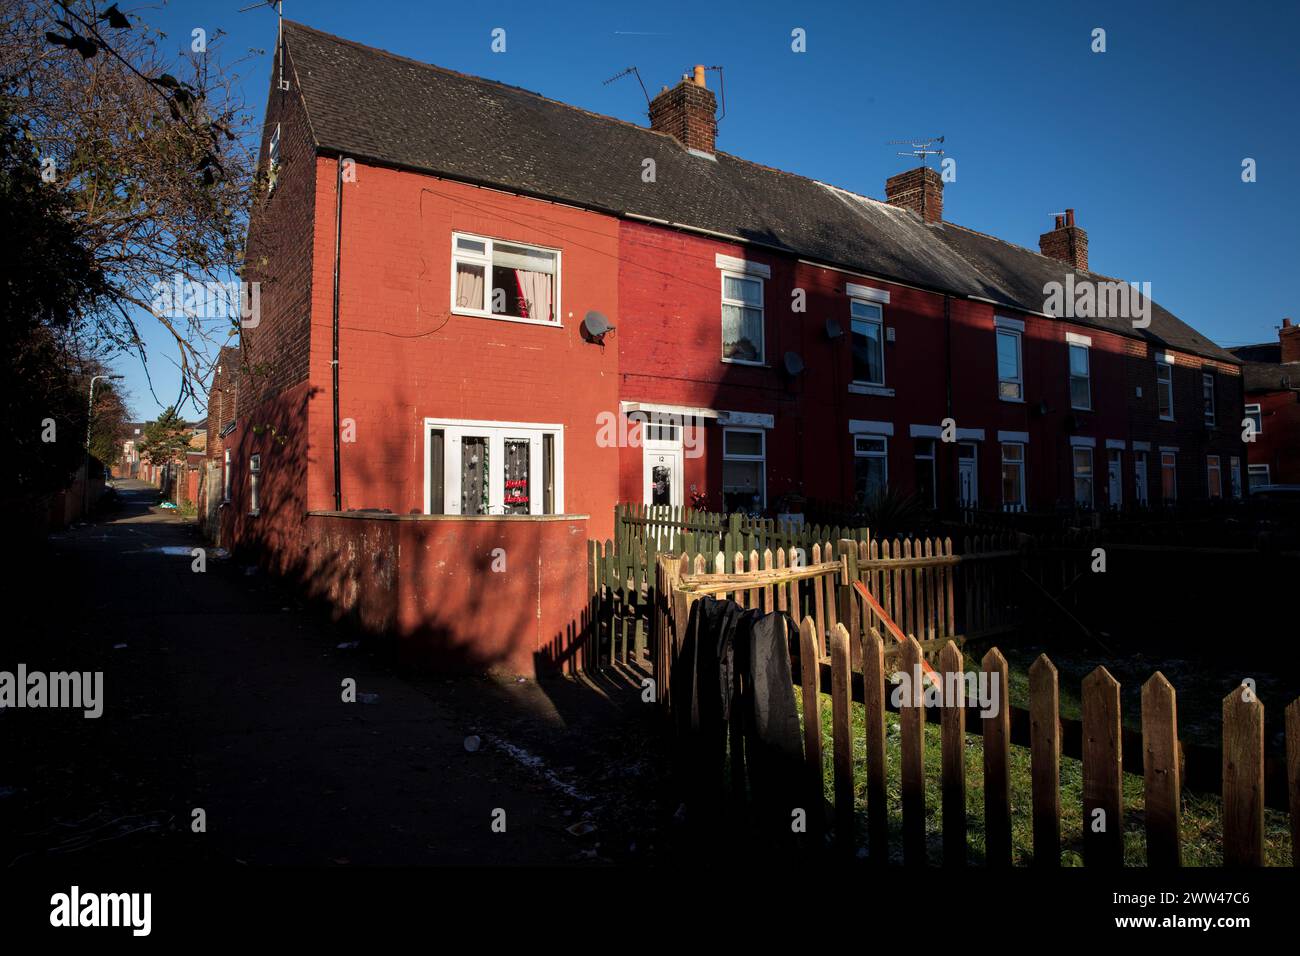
[783,352,805,377]
[825,318,843,340]
[582,311,613,340]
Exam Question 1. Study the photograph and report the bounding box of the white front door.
[1107,450,1122,509]
[957,443,978,508]
[643,444,683,508]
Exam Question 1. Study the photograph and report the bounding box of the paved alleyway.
[1,481,667,866]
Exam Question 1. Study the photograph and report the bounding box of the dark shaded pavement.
[1,480,668,866]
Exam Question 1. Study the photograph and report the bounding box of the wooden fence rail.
[655,558,1300,867]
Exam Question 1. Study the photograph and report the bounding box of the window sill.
[1071,404,1093,412]
[849,383,894,397]
[1158,415,1175,423]
[998,395,1026,404]
[721,357,767,368]
[451,308,563,329]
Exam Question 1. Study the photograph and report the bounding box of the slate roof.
[280,20,1238,366]
[1226,343,1299,392]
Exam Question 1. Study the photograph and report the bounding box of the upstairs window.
[721,273,765,364]
[996,327,1023,401]
[1202,372,1216,425]
[1156,360,1174,420]
[452,233,560,325]
[1069,343,1091,410]
[1245,403,1263,436]
[851,300,885,385]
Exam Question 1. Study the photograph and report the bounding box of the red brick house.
[1229,320,1300,487]
[219,22,1247,673]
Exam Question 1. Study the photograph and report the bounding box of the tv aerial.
[238,0,289,91]
[888,135,945,167]
[603,66,650,109]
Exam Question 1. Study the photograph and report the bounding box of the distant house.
[214,21,1250,674]
[1229,319,1300,488]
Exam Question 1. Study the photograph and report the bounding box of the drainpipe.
[331,154,343,511]
[944,295,953,509]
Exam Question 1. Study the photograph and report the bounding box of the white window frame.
[1229,455,1242,499]
[853,434,889,503]
[222,449,232,503]
[1068,343,1092,410]
[913,437,936,508]
[248,453,261,516]
[995,323,1024,402]
[1206,454,1222,499]
[956,441,979,508]
[1000,442,1026,511]
[1202,372,1216,426]
[722,426,766,509]
[850,298,886,387]
[422,417,564,515]
[1247,463,1271,490]
[1245,403,1263,436]
[720,270,765,366]
[1156,360,1174,421]
[1072,446,1095,509]
[450,232,562,327]
[1133,450,1149,506]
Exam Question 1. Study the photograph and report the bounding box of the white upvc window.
[222,449,232,503]
[1202,372,1216,425]
[1247,463,1270,490]
[721,272,765,364]
[996,325,1024,401]
[1000,443,1026,511]
[853,435,888,506]
[1069,343,1091,410]
[1073,447,1094,509]
[248,453,261,515]
[1229,455,1242,499]
[1206,455,1223,499]
[451,232,561,325]
[1245,403,1262,436]
[1156,360,1174,420]
[722,427,765,511]
[424,418,563,515]
[851,299,885,386]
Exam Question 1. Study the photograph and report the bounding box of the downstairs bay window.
[425,419,563,515]
[451,233,560,325]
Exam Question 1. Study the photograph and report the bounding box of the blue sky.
[117,0,1299,418]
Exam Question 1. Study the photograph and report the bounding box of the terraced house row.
[205,22,1249,671]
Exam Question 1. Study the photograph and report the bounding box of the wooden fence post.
[939,640,966,866]
[1141,672,1182,867]
[864,626,888,861]
[1288,699,1300,868]
[830,623,854,850]
[982,648,1012,867]
[1082,666,1123,867]
[900,634,926,866]
[1222,684,1264,866]
[798,616,823,837]
[1029,654,1061,867]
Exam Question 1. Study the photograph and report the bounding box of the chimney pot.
[693,64,706,87]
[1055,214,1065,229]
[648,67,718,153]
[1065,208,1075,227]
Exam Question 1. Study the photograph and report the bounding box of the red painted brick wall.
[1247,389,1300,484]
[299,513,591,676]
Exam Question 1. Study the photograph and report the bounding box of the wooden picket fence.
[656,552,1300,866]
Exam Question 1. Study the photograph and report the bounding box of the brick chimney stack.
[1281,317,1300,364]
[884,167,944,224]
[648,65,717,154]
[1038,208,1089,272]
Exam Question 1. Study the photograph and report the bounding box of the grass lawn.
[797,687,1294,866]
